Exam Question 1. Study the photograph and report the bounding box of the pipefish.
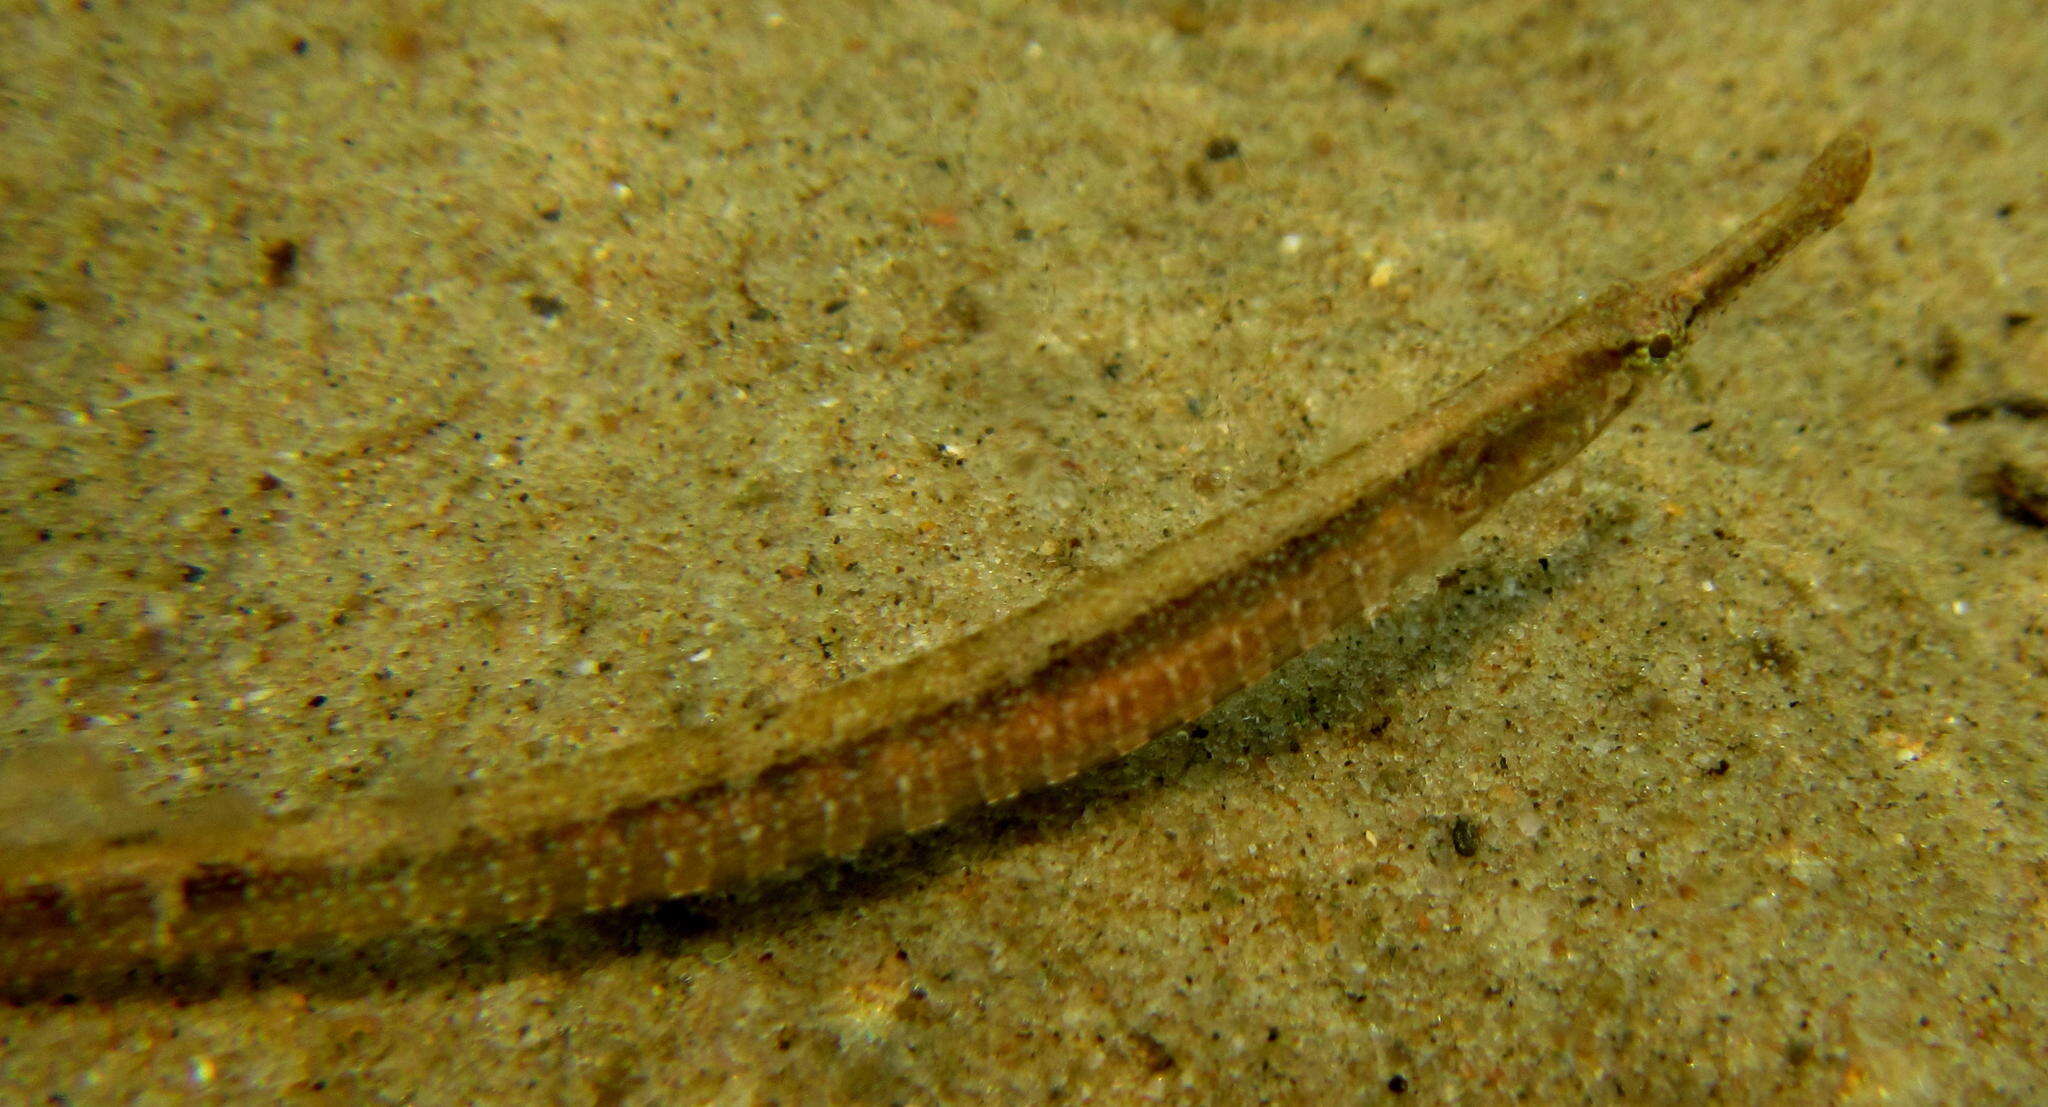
[0,130,1872,988]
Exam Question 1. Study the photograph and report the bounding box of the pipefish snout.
[0,130,1873,990]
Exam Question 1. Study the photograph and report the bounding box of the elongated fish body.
[0,132,1872,990]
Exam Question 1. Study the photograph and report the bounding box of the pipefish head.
[1649,129,1874,354]
[1570,129,1873,379]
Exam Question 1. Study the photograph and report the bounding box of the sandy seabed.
[3,1,2045,1101]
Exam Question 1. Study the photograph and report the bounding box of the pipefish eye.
[1627,331,1678,363]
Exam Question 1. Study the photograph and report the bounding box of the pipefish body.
[0,131,1873,989]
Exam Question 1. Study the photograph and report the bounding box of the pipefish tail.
[0,130,1873,990]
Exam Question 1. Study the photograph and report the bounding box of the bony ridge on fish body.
[0,129,1873,992]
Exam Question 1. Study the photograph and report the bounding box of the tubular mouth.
[1667,127,1874,328]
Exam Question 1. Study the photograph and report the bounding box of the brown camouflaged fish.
[0,131,1872,989]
